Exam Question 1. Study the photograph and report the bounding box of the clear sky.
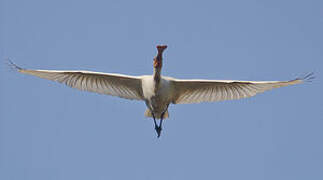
[1,0,322,179]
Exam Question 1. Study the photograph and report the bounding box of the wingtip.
[296,72,315,83]
[5,58,23,71]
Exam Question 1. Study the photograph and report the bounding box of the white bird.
[8,45,314,137]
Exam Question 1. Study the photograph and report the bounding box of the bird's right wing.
[9,61,144,100]
[171,74,314,104]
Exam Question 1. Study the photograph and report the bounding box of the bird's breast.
[141,76,173,111]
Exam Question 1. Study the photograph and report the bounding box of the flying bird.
[8,45,314,138]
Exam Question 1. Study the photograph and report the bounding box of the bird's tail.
[144,109,169,119]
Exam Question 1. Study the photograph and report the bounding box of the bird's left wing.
[9,61,144,100]
[171,74,314,104]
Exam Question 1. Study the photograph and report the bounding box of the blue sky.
[1,0,322,179]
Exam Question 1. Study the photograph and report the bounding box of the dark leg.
[152,113,158,132]
[156,111,166,138]
[159,113,164,129]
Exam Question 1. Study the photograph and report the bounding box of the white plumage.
[8,45,313,137]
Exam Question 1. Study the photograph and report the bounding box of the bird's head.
[153,45,167,69]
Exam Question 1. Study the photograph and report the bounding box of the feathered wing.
[171,73,314,104]
[9,61,144,100]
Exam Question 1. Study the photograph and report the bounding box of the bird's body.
[8,45,314,137]
[142,75,170,119]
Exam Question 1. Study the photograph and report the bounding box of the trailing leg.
[156,111,167,138]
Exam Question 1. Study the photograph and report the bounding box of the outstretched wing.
[171,73,314,104]
[9,61,144,100]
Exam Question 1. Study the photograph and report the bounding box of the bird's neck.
[153,52,163,90]
[154,52,163,77]
[153,67,161,85]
